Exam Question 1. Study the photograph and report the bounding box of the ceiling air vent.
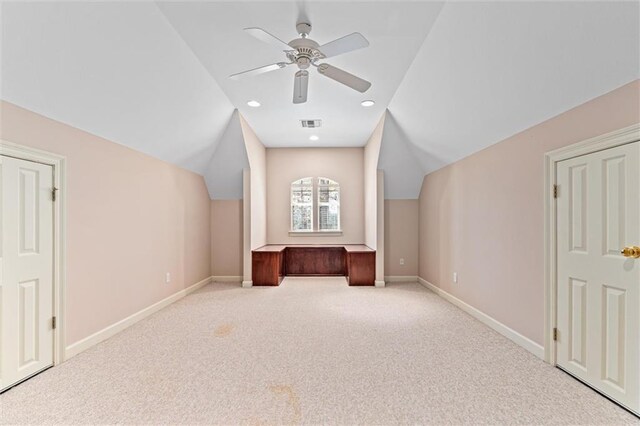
[301,119,322,128]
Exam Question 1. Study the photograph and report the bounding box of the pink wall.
[364,116,384,250]
[240,115,266,251]
[211,199,243,277]
[419,80,640,345]
[266,147,365,244]
[385,199,419,277]
[1,101,212,346]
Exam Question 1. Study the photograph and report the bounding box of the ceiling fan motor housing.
[288,37,325,69]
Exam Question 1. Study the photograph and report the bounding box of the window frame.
[289,176,342,235]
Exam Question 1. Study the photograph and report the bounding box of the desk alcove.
[251,245,376,286]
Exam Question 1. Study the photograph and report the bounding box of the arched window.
[291,177,313,231]
[317,177,340,231]
[290,177,341,232]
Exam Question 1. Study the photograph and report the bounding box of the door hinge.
[52,316,57,330]
[553,185,559,199]
[553,327,558,341]
[52,187,58,202]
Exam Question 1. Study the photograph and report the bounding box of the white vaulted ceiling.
[156,1,444,148]
[0,1,235,174]
[386,0,640,176]
[2,1,639,195]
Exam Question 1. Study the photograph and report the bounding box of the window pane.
[318,177,337,186]
[318,187,339,202]
[292,205,312,231]
[291,187,313,204]
[318,178,340,231]
[293,177,313,186]
[291,177,314,231]
[319,202,339,230]
[318,187,329,202]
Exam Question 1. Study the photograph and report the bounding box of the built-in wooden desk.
[251,245,375,286]
[251,245,287,287]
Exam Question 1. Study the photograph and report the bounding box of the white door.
[0,155,54,392]
[557,141,640,414]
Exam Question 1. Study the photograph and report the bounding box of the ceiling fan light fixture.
[309,135,319,141]
[361,100,375,107]
[247,100,261,107]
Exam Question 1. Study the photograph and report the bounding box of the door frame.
[1,139,67,366]
[544,123,640,364]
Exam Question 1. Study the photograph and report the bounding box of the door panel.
[602,285,625,390]
[569,278,587,369]
[557,141,640,414]
[0,155,54,392]
[569,163,588,252]
[19,168,40,254]
[19,279,39,368]
[603,156,626,255]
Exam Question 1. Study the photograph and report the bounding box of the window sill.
[289,230,343,237]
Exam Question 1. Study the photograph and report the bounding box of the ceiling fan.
[229,22,371,104]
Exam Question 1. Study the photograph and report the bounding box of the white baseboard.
[384,275,418,283]
[374,280,386,288]
[65,276,213,360]
[212,275,242,282]
[418,277,544,360]
[242,280,253,288]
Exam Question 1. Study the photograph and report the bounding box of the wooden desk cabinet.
[251,245,375,286]
[285,246,345,276]
[345,251,376,286]
[251,250,284,286]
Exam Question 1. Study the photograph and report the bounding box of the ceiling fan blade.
[317,64,371,93]
[293,70,309,104]
[229,62,288,80]
[244,27,293,52]
[318,32,369,58]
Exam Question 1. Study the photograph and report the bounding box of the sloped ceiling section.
[377,111,426,199]
[388,1,640,175]
[3,0,638,190]
[156,1,445,148]
[0,1,234,174]
[204,110,249,199]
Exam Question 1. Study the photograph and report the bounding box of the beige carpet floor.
[0,278,638,425]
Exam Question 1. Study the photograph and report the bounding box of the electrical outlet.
[165,272,171,284]
[399,258,405,265]
[453,272,458,283]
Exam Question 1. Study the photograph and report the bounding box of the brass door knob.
[621,246,640,258]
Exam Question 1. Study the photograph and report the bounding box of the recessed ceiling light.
[361,100,375,107]
[247,100,261,107]
[309,135,319,141]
